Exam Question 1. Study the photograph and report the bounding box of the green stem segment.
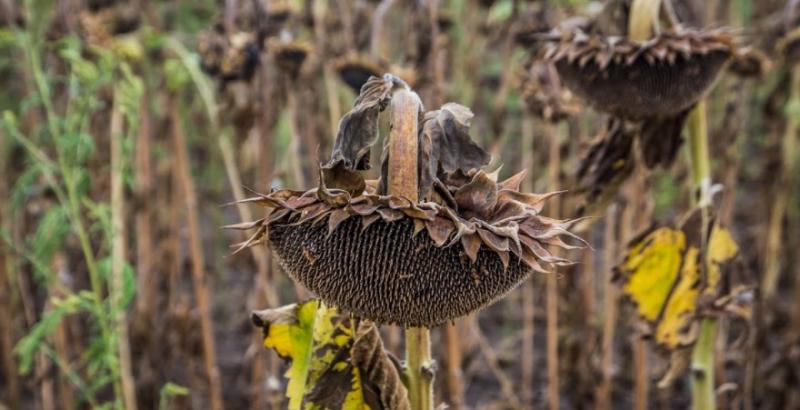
[687,100,717,410]
[628,0,663,41]
[405,327,434,410]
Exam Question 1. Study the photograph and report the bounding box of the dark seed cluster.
[269,216,529,327]
[554,49,730,120]
[545,30,734,120]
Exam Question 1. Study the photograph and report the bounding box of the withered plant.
[234,74,583,408]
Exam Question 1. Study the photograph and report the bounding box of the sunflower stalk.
[625,2,662,408]
[687,100,716,410]
[386,88,434,410]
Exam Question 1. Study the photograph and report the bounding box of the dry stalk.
[443,324,463,409]
[312,0,342,138]
[470,322,522,408]
[286,92,307,189]
[134,97,155,321]
[110,88,138,410]
[763,66,800,299]
[521,114,536,407]
[250,61,281,409]
[596,204,619,410]
[626,3,661,407]
[51,253,74,410]
[371,0,397,59]
[170,100,224,410]
[545,121,562,410]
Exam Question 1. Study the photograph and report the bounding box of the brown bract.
[544,29,733,119]
[228,75,585,326]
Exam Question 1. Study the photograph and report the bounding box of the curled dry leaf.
[416,102,492,200]
[230,76,584,326]
[326,75,395,172]
[574,118,635,216]
[251,300,410,410]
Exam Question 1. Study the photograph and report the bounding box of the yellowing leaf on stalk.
[251,300,410,410]
[615,209,749,351]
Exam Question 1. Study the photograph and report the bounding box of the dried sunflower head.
[545,29,733,120]
[198,29,261,83]
[728,46,772,79]
[268,39,314,79]
[230,75,584,327]
[333,53,386,93]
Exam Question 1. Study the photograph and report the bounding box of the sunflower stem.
[628,0,663,41]
[687,100,716,410]
[386,88,432,410]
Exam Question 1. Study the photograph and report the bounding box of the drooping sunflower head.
[229,75,585,326]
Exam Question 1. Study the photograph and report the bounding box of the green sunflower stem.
[687,100,716,410]
[629,0,663,41]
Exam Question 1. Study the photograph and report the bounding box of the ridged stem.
[386,88,432,410]
[763,66,800,299]
[687,100,716,410]
[628,0,662,41]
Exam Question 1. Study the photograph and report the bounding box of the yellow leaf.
[616,209,749,351]
[655,247,701,349]
[259,300,319,410]
[252,300,409,410]
[704,224,739,298]
[620,228,686,322]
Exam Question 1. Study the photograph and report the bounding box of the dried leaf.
[327,76,393,172]
[418,103,491,198]
[453,170,498,219]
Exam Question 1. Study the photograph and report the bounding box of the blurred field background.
[1,0,799,409]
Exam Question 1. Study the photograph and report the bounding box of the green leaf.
[159,382,189,410]
[15,292,90,374]
[487,0,513,24]
[28,204,70,283]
